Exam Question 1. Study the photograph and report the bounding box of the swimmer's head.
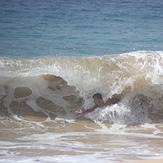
[93,93,103,106]
[93,93,102,99]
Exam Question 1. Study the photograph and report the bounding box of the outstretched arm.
[82,105,98,113]
[75,105,98,114]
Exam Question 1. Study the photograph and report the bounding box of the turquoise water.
[0,0,163,56]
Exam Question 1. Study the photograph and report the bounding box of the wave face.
[1,51,163,124]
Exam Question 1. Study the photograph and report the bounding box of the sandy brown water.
[0,117,163,163]
[1,53,163,162]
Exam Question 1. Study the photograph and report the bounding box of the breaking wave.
[0,51,163,125]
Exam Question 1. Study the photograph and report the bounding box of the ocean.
[0,0,163,162]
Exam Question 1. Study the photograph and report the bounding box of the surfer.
[75,93,120,115]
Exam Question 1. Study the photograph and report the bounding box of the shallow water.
[1,51,163,162]
[0,119,163,163]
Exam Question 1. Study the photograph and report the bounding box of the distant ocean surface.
[1,1,163,163]
[0,0,163,56]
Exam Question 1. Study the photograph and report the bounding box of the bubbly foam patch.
[1,124,163,163]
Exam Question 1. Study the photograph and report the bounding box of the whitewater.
[0,51,163,162]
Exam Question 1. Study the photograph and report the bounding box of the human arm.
[75,105,98,114]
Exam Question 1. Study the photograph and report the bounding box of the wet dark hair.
[93,93,103,99]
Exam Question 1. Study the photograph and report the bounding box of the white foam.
[1,128,163,163]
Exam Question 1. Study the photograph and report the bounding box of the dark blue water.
[0,0,163,56]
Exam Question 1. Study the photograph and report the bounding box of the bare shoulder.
[106,97,120,105]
